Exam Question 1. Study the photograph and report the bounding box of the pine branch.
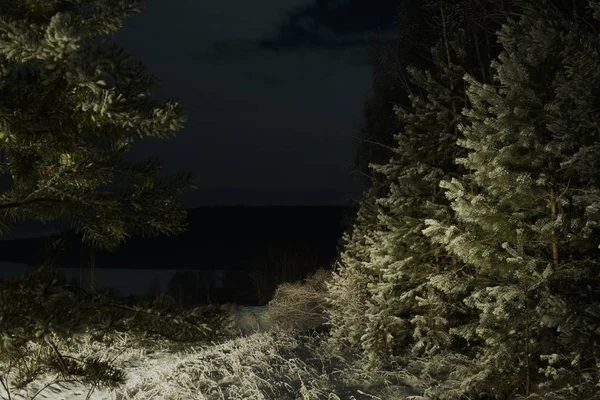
[0,375,11,400]
[0,197,62,211]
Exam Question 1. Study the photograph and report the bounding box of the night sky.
[115,0,399,207]
[0,0,400,241]
[0,0,402,294]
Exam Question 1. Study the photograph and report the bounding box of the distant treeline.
[0,206,356,272]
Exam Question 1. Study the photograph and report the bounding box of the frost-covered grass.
[4,325,419,400]
[114,328,418,400]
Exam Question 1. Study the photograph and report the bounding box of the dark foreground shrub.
[0,264,231,399]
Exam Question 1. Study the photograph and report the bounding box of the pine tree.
[327,0,516,385]
[0,0,194,251]
[423,0,600,397]
[0,1,207,397]
[326,190,382,353]
[345,0,509,371]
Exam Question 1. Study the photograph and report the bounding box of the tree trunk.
[525,298,530,396]
[550,194,560,270]
[549,158,560,271]
[89,247,96,294]
[440,3,454,92]
[474,32,487,82]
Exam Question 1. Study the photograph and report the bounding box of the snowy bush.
[266,268,330,333]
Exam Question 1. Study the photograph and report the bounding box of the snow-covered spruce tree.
[357,0,511,375]
[326,190,382,352]
[0,0,214,396]
[423,0,600,397]
[327,0,515,379]
[360,28,471,369]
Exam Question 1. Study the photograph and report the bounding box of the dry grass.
[2,300,418,400]
[266,268,330,333]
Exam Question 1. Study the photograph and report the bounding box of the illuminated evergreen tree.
[424,0,600,397]
[0,1,212,397]
[0,0,194,251]
[329,0,511,383]
[326,191,381,351]
[361,19,471,367]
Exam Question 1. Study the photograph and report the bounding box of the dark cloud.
[257,0,400,49]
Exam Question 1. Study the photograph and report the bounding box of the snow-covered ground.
[4,306,420,400]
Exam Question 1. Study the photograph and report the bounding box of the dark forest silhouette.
[0,206,355,305]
